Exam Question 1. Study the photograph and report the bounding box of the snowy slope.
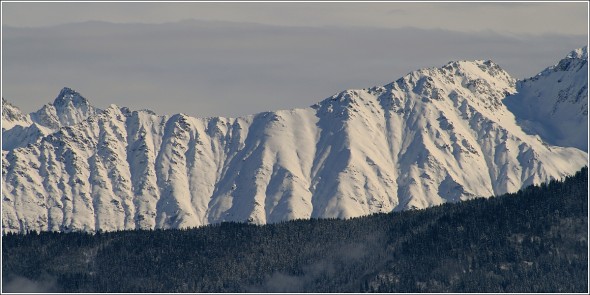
[2,58,587,233]
[2,98,32,131]
[504,46,588,151]
[1,98,49,151]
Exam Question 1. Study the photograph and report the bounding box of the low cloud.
[253,260,335,292]
[260,271,305,292]
[250,242,368,292]
[3,275,61,293]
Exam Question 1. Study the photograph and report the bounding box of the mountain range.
[2,47,587,233]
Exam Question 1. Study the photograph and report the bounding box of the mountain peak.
[442,59,512,80]
[566,46,588,60]
[531,46,589,78]
[2,97,18,109]
[384,59,515,111]
[400,59,515,87]
[30,87,102,130]
[2,97,32,130]
[58,86,77,95]
[53,87,90,108]
[506,46,588,151]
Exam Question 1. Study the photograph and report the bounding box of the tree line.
[2,167,587,292]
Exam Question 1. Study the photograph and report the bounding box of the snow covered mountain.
[2,55,587,233]
[2,88,101,150]
[2,98,32,131]
[1,98,45,151]
[30,87,102,130]
[504,46,588,151]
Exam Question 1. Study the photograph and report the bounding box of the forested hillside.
[2,167,587,293]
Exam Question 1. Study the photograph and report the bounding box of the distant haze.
[2,2,588,118]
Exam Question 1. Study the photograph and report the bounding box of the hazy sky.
[2,2,588,117]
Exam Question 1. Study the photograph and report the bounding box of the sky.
[2,1,588,118]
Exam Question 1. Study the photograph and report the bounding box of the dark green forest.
[2,167,588,293]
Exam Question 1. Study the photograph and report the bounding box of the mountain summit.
[2,51,587,233]
[2,98,32,130]
[504,46,588,151]
[566,46,588,60]
[53,87,91,109]
[30,87,102,130]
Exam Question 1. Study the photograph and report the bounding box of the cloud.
[249,242,367,292]
[252,261,333,292]
[2,20,586,118]
[2,275,61,293]
[258,271,305,292]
